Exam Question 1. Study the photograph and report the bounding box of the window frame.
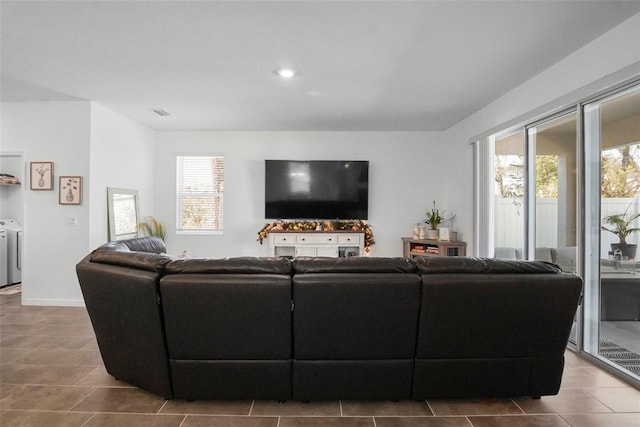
[175,154,224,235]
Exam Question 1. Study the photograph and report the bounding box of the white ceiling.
[1,1,639,131]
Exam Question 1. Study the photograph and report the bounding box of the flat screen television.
[265,160,369,220]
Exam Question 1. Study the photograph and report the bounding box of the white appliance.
[0,219,22,285]
[0,230,7,287]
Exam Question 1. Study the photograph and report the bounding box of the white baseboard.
[21,297,86,307]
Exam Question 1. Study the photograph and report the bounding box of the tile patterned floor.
[1,292,639,427]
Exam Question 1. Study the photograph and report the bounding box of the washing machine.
[0,230,7,287]
[0,219,22,285]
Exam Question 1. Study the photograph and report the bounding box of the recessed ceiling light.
[275,68,296,79]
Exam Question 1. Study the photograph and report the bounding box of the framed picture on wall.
[59,176,82,205]
[29,161,54,190]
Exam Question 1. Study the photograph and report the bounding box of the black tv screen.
[265,160,369,220]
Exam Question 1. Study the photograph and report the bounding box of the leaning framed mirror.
[107,187,140,241]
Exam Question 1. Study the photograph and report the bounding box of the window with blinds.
[176,155,224,234]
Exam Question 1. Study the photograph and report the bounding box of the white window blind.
[176,155,224,233]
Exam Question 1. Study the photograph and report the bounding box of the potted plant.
[602,205,640,260]
[424,201,455,240]
[138,216,166,241]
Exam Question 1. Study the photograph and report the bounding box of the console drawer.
[338,234,360,245]
[297,234,338,245]
[273,234,296,244]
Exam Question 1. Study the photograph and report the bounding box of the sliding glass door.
[527,112,578,272]
[584,86,640,378]
[482,80,640,383]
[490,112,579,271]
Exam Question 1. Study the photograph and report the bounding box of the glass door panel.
[584,85,640,379]
[527,113,578,271]
[493,131,525,259]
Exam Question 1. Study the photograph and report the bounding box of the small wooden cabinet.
[270,231,364,258]
[402,237,466,258]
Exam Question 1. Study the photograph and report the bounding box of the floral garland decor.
[257,220,375,252]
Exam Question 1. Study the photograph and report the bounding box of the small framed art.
[59,176,82,205]
[30,161,54,190]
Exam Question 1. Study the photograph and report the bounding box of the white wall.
[89,102,156,249]
[154,131,451,258]
[443,11,640,253]
[0,101,156,306]
[1,102,91,305]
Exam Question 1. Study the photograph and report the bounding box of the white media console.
[268,231,365,258]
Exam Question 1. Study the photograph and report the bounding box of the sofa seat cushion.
[165,256,291,274]
[293,256,416,273]
[552,246,577,272]
[416,256,561,274]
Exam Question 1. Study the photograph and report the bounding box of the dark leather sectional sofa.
[76,237,582,401]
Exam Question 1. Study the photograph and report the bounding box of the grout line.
[556,414,573,427]
[424,399,435,416]
[157,399,169,414]
[71,366,100,387]
[510,398,526,414]
[581,387,622,413]
[177,414,188,427]
[79,412,98,427]
[67,386,97,412]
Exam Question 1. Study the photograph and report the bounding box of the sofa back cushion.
[416,256,561,274]
[534,247,554,263]
[166,257,291,275]
[415,272,582,359]
[493,247,519,260]
[75,259,173,398]
[90,250,172,272]
[88,236,171,272]
[293,261,421,360]
[160,273,292,360]
[98,236,167,254]
[293,256,416,274]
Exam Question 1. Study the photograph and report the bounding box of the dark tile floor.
[1,292,639,426]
